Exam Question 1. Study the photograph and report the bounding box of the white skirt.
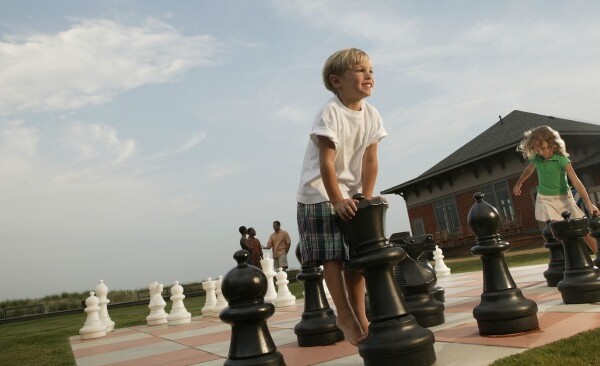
[535,191,585,222]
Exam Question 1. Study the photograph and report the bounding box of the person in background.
[245,227,264,267]
[513,125,598,253]
[263,220,292,270]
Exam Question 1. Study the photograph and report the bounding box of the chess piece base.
[167,316,191,326]
[146,318,168,326]
[543,265,564,287]
[224,352,285,366]
[296,328,344,347]
[477,313,539,335]
[360,315,436,366]
[473,290,539,335]
[79,330,106,340]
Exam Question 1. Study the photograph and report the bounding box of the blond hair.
[322,48,370,94]
[517,125,569,159]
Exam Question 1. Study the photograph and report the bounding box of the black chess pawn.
[293,245,344,346]
[219,250,285,366]
[542,220,565,287]
[550,211,600,304]
[468,193,539,335]
[589,212,600,268]
[338,194,436,366]
[391,233,445,328]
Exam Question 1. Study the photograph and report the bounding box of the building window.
[412,218,425,236]
[480,180,515,220]
[433,196,460,234]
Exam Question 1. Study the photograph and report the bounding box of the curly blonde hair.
[517,125,569,159]
[322,48,370,94]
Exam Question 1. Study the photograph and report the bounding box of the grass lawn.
[1,252,598,365]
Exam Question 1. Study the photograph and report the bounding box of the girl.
[513,125,598,253]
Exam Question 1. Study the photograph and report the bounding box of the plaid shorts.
[297,202,348,267]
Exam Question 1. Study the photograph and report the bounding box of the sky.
[3,1,600,300]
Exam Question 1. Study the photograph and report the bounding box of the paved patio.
[70,264,600,365]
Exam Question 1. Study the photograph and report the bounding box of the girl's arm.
[361,142,379,199]
[318,136,357,220]
[565,163,599,215]
[513,163,535,196]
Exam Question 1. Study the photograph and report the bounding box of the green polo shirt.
[530,153,571,195]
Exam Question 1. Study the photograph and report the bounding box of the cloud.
[148,132,206,160]
[0,18,223,114]
[65,122,136,165]
[0,120,39,184]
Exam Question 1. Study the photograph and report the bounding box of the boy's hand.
[587,203,599,217]
[333,198,358,221]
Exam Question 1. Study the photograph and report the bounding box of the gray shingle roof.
[382,110,600,194]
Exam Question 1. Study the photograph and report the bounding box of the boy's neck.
[337,95,364,111]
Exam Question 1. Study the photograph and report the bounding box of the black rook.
[550,211,600,304]
[542,220,565,287]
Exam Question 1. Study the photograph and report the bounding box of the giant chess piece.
[201,277,217,317]
[294,244,344,346]
[167,281,192,326]
[542,220,565,287]
[214,275,229,315]
[590,212,600,268]
[260,253,278,303]
[338,194,436,366]
[550,211,600,303]
[274,268,296,307]
[219,250,285,366]
[79,292,107,339]
[95,280,115,332]
[146,282,168,325]
[391,233,445,328]
[433,246,451,277]
[468,193,539,335]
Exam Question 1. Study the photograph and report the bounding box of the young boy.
[296,48,387,346]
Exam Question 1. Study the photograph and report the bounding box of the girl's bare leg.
[323,260,366,346]
[344,269,369,335]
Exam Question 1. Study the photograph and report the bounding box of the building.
[381,110,600,253]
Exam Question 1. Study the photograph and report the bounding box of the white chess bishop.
[167,281,192,326]
[95,280,115,332]
[79,292,107,340]
[433,245,451,277]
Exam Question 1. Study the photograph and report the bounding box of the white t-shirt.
[296,96,387,204]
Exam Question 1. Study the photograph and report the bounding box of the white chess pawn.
[260,253,277,303]
[201,277,217,317]
[433,245,451,277]
[214,275,229,315]
[146,282,168,325]
[274,267,296,308]
[79,292,107,339]
[95,280,115,332]
[167,281,192,326]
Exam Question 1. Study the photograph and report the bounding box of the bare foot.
[336,314,366,346]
